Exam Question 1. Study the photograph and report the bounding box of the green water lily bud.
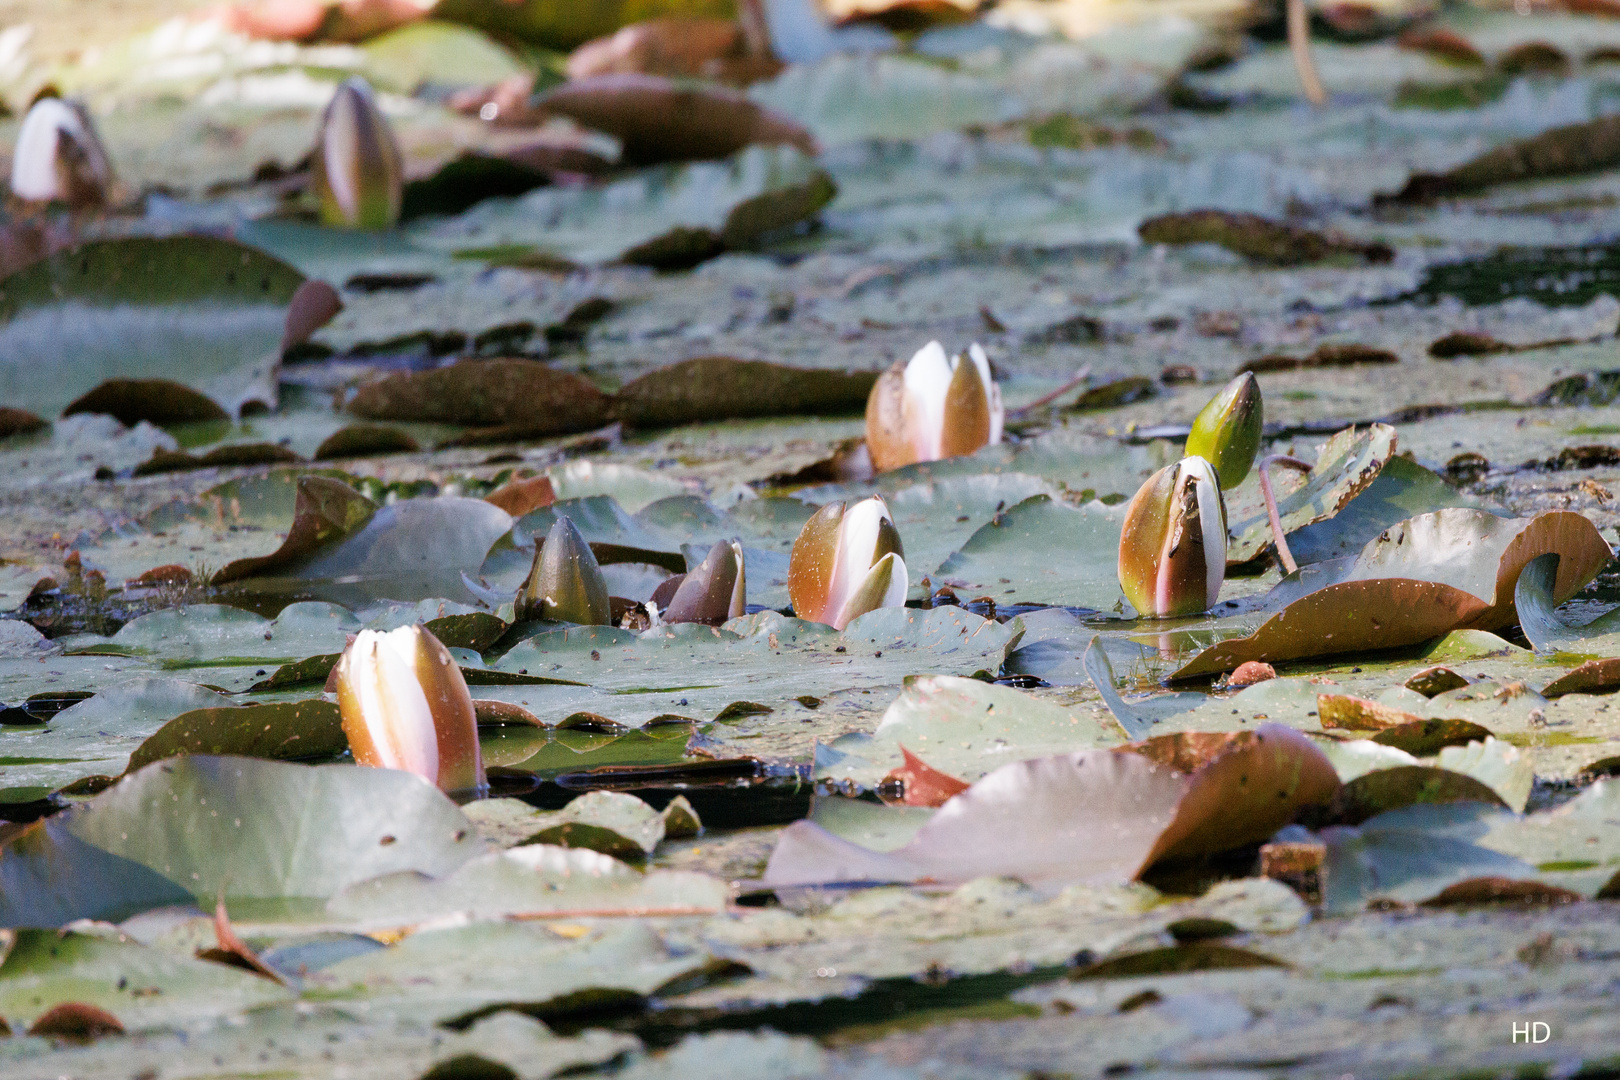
[789,495,907,629]
[1118,456,1227,618]
[1185,372,1263,488]
[312,77,402,230]
[518,515,610,624]
[10,97,115,210]
[662,539,746,625]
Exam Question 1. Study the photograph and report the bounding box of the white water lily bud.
[789,495,908,629]
[311,77,403,230]
[9,97,115,210]
[1118,456,1227,618]
[866,340,1004,473]
[334,624,485,796]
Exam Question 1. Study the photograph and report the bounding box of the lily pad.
[933,495,1128,611]
[128,700,347,772]
[1225,424,1396,565]
[0,237,304,421]
[0,757,480,923]
[611,357,878,428]
[327,844,729,926]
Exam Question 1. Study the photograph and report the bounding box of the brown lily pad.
[1317,693,1421,731]
[1330,765,1508,825]
[1419,877,1582,908]
[1396,26,1486,66]
[63,378,230,426]
[884,745,971,807]
[348,358,610,431]
[1542,658,1620,698]
[313,424,421,461]
[127,700,347,771]
[1125,726,1341,863]
[133,443,304,476]
[1429,331,1510,358]
[531,73,817,165]
[473,699,546,728]
[1496,41,1571,78]
[1172,578,1489,680]
[281,279,343,353]
[1071,942,1287,980]
[1138,210,1393,266]
[566,17,780,84]
[1383,114,1620,203]
[611,357,878,428]
[28,1002,124,1043]
[1371,718,1495,756]
[1405,665,1470,697]
[483,475,556,517]
[0,406,47,438]
[211,475,377,585]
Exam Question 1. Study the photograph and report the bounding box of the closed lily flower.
[1185,372,1263,488]
[789,495,908,630]
[866,341,1004,473]
[312,77,402,230]
[334,625,485,795]
[518,515,611,624]
[654,539,746,625]
[9,97,115,210]
[1118,456,1227,618]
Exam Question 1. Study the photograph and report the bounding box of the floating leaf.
[1138,210,1392,266]
[612,357,877,428]
[1384,113,1620,203]
[1331,765,1508,825]
[0,237,304,421]
[128,700,347,772]
[1321,804,1534,914]
[1224,424,1396,565]
[348,359,611,433]
[1071,942,1288,979]
[933,495,1127,611]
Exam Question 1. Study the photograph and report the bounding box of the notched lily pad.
[1225,424,1396,565]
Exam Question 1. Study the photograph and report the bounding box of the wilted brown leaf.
[1541,658,1620,698]
[1384,114,1620,203]
[483,474,557,517]
[0,406,48,438]
[313,424,420,461]
[212,475,376,584]
[1330,765,1508,825]
[27,1002,124,1043]
[1418,877,1582,908]
[567,17,781,84]
[133,443,304,476]
[63,378,230,426]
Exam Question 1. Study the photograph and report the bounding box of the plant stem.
[1287,0,1328,106]
[1008,364,1092,418]
[1259,454,1313,574]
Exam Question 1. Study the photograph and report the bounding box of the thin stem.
[1287,0,1328,106]
[1258,454,1312,575]
[1008,364,1092,418]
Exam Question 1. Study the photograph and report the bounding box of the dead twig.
[1258,454,1313,574]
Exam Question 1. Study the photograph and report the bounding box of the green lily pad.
[1285,455,1486,567]
[128,700,347,772]
[815,675,1124,789]
[0,757,480,923]
[0,237,304,421]
[492,607,1014,727]
[464,789,666,858]
[1321,803,1534,914]
[303,920,722,1026]
[933,495,1128,612]
[327,843,728,926]
[0,929,292,1029]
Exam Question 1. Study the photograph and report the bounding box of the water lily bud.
[311,77,402,230]
[1185,372,1263,488]
[518,515,610,624]
[1118,456,1227,618]
[662,539,746,625]
[9,97,115,210]
[789,495,908,629]
[334,625,485,795]
[866,341,1004,473]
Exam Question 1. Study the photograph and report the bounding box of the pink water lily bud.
[334,624,485,796]
[9,97,115,210]
[659,539,746,625]
[789,495,908,629]
[311,77,403,230]
[1118,456,1227,618]
[866,341,1004,473]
